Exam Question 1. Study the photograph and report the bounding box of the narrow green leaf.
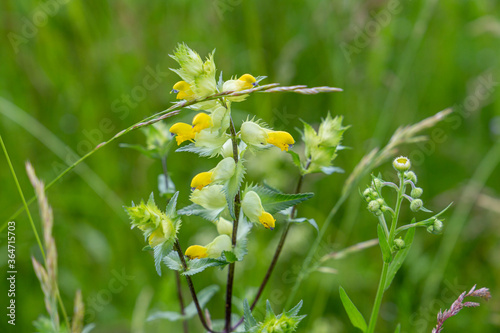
[177,203,224,221]
[289,217,319,233]
[385,227,416,291]
[339,286,367,332]
[119,143,156,159]
[394,323,401,333]
[287,150,304,172]
[377,224,392,263]
[243,299,257,331]
[181,258,228,276]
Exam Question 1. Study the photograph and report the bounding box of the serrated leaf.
[287,150,304,172]
[339,286,367,332]
[163,251,183,271]
[265,300,275,320]
[222,250,238,263]
[246,185,314,214]
[243,299,257,331]
[225,160,246,219]
[286,300,303,317]
[177,203,224,221]
[234,214,251,261]
[182,258,228,276]
[154,241,175,276]
[385,227,416,291]
[377,224,392,263]
[176,142,222,158]
[158,174,176,198]
[165,191,179,217]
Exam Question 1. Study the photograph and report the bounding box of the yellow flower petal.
[192,112,212,133]
[169,122,196,145]
[185,245,208,259]
[266,131,295,151]
[171,81,195,100]
[238,74,257,90]
[190,171,213,190]
[259,212,276,230]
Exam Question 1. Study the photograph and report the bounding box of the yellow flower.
[240,121,295,151]
[185,235,232,259]
[266,131,295,151]
[192,112,213,133]
[169,122,196,145]
[191,171,213,190]
[223,74,257,92]
[190,157,236,190]
[185,245,208,259]
[241,190,276,230]
[171,81,195,100]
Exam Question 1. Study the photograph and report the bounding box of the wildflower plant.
[339,156,453,333]
[121,43,346,332]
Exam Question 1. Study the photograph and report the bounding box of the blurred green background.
[1,0,500,332]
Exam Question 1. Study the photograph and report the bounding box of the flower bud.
[411,187,423,198]
[404,171,418,183]
[410,199,423,212]
[222,74,258,102]
[221,139,234,158]
[368,200,380,212]
[393,238,405,250]
[240,121,294,151]
[372,178,383,190]
[376,198,385,206]
[363,188,371,197]
[393,156,411,172]
[427,219,444,235]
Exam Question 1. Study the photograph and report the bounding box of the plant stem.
[233,166,308,330]
[174,241,217,333]
[161,157,188,333]
[366,262,390,333]
[366,172,405,333]
[225,116,241,333]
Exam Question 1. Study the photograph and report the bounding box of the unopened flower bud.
[404,171,418,183]
[427,219,444,235]
[393,156,411,172]
[363,188,371,197]
[368,200,380,212]
[410,199,423,212]
[372,178,383,190]
[411,187,423,198]
[393,238,405,250]
[376,198,385,206]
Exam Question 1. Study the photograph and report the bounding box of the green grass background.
[1,0,499,332]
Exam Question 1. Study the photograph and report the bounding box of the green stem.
[366,262,390,333]
[366,171,405,333]
[0,134,71,331]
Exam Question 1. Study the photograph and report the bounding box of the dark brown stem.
[174,240,217,333]
[225,116,241,332]
[161,157,188,333]
[232,161,310,331]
